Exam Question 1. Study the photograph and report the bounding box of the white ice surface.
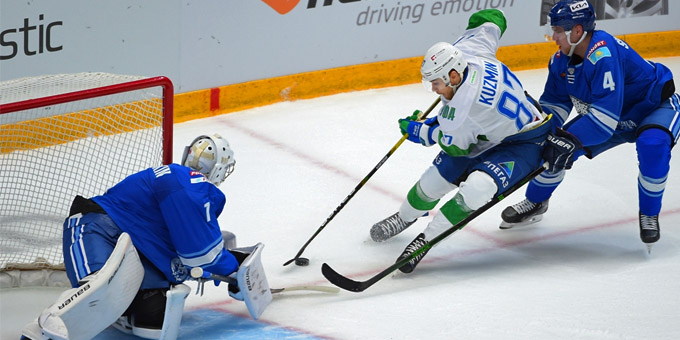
[2,57,679,340]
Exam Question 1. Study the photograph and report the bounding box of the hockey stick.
[190,267,340,294]
[283,97,442,266]
[321,164,548,292]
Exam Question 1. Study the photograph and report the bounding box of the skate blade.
[499,215,543,230]
[646,243,654,254]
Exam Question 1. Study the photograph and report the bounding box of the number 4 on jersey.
[603,71,615,91]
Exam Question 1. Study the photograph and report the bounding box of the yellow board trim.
[137,31,680,122]
[1,100,163,153]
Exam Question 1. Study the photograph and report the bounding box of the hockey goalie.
[21,134,272,340]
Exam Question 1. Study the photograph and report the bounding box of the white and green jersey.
[435,22,543,158]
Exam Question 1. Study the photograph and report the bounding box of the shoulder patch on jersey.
[587,41,611,65]
[189,171,208,184]
[587,40,606,56]
[153,165,171,178]
[469,70,478,85]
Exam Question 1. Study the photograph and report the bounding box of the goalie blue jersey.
[92,163,239,283]
[540,30,673,146]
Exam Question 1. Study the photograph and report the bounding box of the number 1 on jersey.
[204,202,211,222]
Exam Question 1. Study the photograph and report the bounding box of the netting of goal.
[0,73,173,287]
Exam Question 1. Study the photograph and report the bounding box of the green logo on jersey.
[440,106,456,121]
[498,161,515,178]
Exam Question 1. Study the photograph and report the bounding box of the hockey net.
[0,73,173,287]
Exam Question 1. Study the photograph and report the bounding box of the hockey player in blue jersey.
[500,0,678,250]
[21,134,271,340]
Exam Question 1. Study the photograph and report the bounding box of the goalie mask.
[182,134,235,186]
[421,42,467,91]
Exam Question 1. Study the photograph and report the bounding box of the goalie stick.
[321,163,548,292]
[283,97,442,266]
[190,267,339,294]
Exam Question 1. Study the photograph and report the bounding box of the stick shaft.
[322,164,547,292]
[195,268,339,294]
[283,97,442,266]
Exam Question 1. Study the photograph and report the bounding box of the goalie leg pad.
[236,243,272,320]
[28,232,144,340]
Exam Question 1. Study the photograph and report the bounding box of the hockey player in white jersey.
[499,0,678,251]
[370,9,553,273]
[21,134,272,340]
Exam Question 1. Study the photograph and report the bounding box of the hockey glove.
[398,111,439,146]
[399,110,422,135]
[543,128,582,174]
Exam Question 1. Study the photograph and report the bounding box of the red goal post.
[0,73,173,287]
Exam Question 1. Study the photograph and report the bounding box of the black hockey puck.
[295,257,310,266]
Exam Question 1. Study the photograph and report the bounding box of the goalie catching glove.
[399,110,439,146]
[543,128,582,174]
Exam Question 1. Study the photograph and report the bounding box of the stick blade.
[321,263,368,292]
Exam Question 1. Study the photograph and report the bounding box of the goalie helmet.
[181,134,235,186]
[549,0,596,32]
[421,42,467,87]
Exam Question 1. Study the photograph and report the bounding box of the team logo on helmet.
[569,0,589,12]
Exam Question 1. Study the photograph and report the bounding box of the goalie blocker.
[224,243,273,319]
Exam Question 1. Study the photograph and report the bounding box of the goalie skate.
[499,199,549,229]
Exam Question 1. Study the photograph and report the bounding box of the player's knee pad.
[458,171,498,210]
[637,128,672,177]
[418,166,457,200]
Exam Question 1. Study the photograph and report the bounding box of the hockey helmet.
[549,0,596,32]
[181,134,235,186]
[421,42,467,88]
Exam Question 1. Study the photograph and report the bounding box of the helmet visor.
[421,77,446,93]
[548,26,570,43]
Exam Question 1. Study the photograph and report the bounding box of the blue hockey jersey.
[92,163,239,283]
[539,30,673,146]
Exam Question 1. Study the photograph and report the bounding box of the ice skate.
[499,199,549,229]
[639,213,660,254]
[396,233,429,273]
[370,212,415,242]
